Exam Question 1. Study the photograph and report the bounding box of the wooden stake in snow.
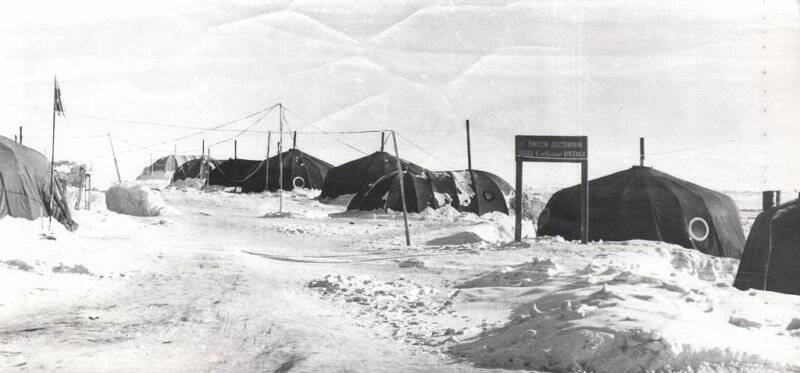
[391,130,411,246]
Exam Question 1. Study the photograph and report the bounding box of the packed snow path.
[1,188,799,372]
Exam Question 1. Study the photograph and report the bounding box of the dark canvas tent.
[0,136,77,231]
[207,158,262,188]
[450,170,514,215]
[537,166,744,258]
[137,155,200,180]
[240,149,333,192]
[172,157,218,182]
[347,169,514,215]
[734,200,800,295]
[320,151,425,199]
[347,171,437,212]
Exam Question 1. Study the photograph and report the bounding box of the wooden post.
[763,191,777,211]
[380,132,385,152]
[391,131,411,246]
[202,139,205,157]
[19,126,22,145]
[234,140,237,159]
[108,134,122,183]
[580,159,589,244]
[48,78,57,229]
[514,159,523,242]
[86,174,92,210]
[466,120,473,171]
[265,131,272,192]
[639,137,645,167]
[293,131,297,149]
[278,104,284,212]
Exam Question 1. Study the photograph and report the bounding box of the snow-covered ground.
[1,186,798,372]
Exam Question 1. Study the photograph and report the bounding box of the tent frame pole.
[48,77,57,230]
[391,130,411,246]
[266,131,272,193]
[108,134,122,183]
[278,104,284,213]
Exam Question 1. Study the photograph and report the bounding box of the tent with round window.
[172,157,218,182]
[733,199,800,295]
[239,148,334,192]
[137,154,201,180]
[320,151,426,200]
[536,166,744,258]
[347,169,514,215]
[0,135,77,231]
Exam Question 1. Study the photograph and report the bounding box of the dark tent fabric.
[240,149,334,192]
[171,157,218,182]
[0,136,77,231]
[734,200,800,295]
[537,166,744,258]
[450,170,514,215]
[347,169,514,215]
[347,171,437,213]
[207,159,262,188]
[137,155,201,180]
[320,151,425,199]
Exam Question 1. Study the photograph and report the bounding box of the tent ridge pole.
[391,130,411,246]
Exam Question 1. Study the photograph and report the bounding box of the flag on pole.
[54,78,64,116]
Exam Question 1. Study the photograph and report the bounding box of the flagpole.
[48,76,57,230]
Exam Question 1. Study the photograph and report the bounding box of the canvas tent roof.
[347,169,514,215]
[320,151,425,200]
[537,166,744,258]
[137,154,201,180]
[0,135,77,231]
[734,199,800,295]
[172,157,217,182]
[207,158,262,188]
[240,149,333,192]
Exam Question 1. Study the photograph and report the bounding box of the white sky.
[0,0,798,191]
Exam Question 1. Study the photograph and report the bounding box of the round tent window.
[482,190,495,202]
[292,176,305,188]
[537,208,551,228]
[688,217,709,242]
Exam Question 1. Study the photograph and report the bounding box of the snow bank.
[307,274,461,347]
[105,183,171,217]
[448,241,800,372]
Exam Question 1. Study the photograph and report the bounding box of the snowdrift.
[105,183,169,217]
[448,241,800,372]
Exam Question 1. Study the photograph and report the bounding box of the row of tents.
[140,149,515,216]
[2,134,797,297]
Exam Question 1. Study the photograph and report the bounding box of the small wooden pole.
[293,131,297,149]
[514,159,523,242]
[380,132,385,152]
[266,131,272,192]
[639,137,645,166]
[278,104,284,212]
[201,139,205,157]
[108,134,122,183]
[234,140,238,159]
[391,130,411,246]
[466,120,473,171]
[19,126,22,145]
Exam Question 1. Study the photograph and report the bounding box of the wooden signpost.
[514,135,589,243]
